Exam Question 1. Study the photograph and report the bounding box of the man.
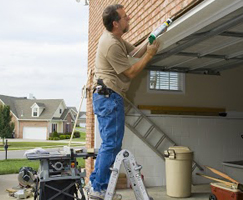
[88,4,159,200]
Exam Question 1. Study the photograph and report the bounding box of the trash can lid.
[168,146,193,154]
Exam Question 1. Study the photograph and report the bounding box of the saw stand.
[26,147,98,200]
[105,149,153,200]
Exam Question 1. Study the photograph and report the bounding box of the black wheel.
[209,194,217,200]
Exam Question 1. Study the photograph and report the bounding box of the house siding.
[86,0,195,184]
[19,121,48,139]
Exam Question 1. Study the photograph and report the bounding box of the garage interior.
[87,0,243,199]
[93,0,243,194]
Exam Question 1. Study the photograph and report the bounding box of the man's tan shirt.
[94,30,135,97]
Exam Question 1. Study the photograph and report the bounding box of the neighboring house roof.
[0,95,27,118]
[67,107,86,121]
[79,111,86,119]
[68,107,78,113]
[58,108,75,121]
[35,102,45,108]
[0,94,75,121]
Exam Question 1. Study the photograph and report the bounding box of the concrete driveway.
[0,174,210,200]
[0,174,33,200]
[0,173,211,200]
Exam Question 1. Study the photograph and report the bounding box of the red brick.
[86,0,194,180]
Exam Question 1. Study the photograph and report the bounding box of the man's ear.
[113,21,119,28]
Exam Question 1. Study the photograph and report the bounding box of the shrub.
[51,131,59,138]
[65,132,71,136]
[65,135,70,139]
[52,137,60,140]
[59,135,66,140]
[74,131,80,138]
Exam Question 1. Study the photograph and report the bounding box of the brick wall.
[63,112,73,133]
[86,0,196,182]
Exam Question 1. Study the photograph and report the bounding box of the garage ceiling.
[147,4,243,75]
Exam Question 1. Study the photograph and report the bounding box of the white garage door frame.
[23,127,47,140]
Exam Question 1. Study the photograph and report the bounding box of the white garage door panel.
[23,127,47,140]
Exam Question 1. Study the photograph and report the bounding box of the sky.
[0,0,89,111]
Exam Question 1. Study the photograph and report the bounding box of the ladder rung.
[155,135,166,149]
[125,104,132,115]
[124,98,203,173]
[133,116,143,128]
[192,163,197,172]
[144,126,154,139]
[192,161,204,171]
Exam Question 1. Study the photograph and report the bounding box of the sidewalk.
[0,174,29,200]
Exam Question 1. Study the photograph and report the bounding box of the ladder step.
[155,135,166,149]
[192,161,204,171]
[192,163,197,172]
[125,104,132,115]
[133,116,143,128]
[124,98,203,173]
[143,126,154,139]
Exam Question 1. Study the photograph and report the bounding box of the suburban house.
[0,94,76,140]
[86,0,243,186]
[78,111,86,127]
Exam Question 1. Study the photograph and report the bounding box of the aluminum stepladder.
[105,149,153,200]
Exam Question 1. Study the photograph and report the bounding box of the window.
[66,123,71,133]
[33,108,38,117]
[52,124,57,132]
[149,71,184,92]
[60,109,62,114]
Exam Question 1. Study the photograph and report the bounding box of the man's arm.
[129,38,148,58]
[123,40,159,79]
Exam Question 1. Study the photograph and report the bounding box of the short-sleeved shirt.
[94,30,135,97]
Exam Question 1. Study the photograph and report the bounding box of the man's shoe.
[89,189,122,200]
[89,190,104,200]
[84,181,92,194]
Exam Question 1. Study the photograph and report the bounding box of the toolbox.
[210,182,243,200]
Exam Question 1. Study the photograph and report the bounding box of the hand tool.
[196,165,243,192]
[148,18,172,44]
[131,0,205,57]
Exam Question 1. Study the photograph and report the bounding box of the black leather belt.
[93,87,114,96]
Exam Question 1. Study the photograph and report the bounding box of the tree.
[0,105,15,144]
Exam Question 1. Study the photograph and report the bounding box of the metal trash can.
[164,146,193,198]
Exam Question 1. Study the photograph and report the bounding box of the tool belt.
[93,79,114,96]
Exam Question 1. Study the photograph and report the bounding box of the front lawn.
[0,158,85,175]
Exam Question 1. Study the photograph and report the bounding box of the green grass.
[0,158,85,175]
[70,132,86,142]
[0,142,82,151]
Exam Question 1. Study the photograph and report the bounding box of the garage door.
[23,127,47,140]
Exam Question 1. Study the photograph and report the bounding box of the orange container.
[210,182,243,200]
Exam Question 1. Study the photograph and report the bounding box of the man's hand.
[123,40,160,79]
[146,40,160,57]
